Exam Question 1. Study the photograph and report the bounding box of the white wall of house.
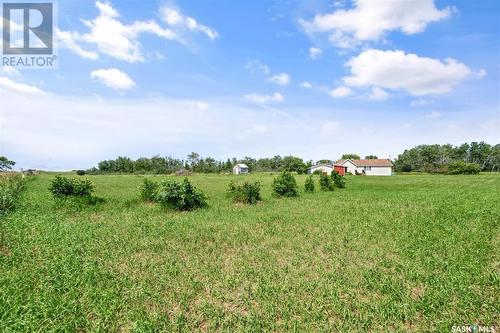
[340,161,392,176]
[363,166,392,176]
[342,161,358,174]
[308,165,334,175]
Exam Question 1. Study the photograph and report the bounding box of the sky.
[0,0,499,170]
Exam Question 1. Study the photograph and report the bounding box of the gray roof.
[234,163,249,168]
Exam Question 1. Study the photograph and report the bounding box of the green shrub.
[319,173,335,191]
[272,170,299,197]
[156,178,207,211]
[140,178,159,202]
[304,175,315,192]
[76,170,86,176]
[49,175,94,197]
[331,171,346,188]
[447,161,481,175]
[227,181,262,204]
[0,173,26,215]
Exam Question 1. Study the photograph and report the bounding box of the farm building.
[307,163,334,175]
[336,159,393,176]
[233,163,249,175]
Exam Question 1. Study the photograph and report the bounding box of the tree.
[187,152,200,170]
[364,155,378,160]
[0,156,15,171]
[341,154,360,160]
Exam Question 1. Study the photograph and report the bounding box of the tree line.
[393,142,500,172]
[85,141,499,175]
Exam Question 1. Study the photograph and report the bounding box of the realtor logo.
[2,1,57,68]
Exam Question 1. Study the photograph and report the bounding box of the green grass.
[1,173,499,332]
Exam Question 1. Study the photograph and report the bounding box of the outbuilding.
[307,163,334,175]
[233,163,249,175]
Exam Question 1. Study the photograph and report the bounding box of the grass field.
[1,173,499,332]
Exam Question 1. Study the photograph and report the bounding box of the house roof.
[337,159,393,167]
[308,163,333,170]
[234,163,249,168]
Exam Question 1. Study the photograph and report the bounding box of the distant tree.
[364,155,378,159]
[0,156,15,171]
[341,154,360,160]
[187,152,200,170]
[316,159,333,165]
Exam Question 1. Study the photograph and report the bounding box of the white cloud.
[320,121,340,136]
[301,81,313,89]
[368,87,389,101]
[343,49,474,96]
[0,77,45,95]
[309,47,322,59]
[160,7,218,40]
[245,92,284,104]
[57,1,181,63]
[410,98,434,107]
[0,66,19,76]
[329,86,353,98]
[246,60,271,75]
[56,29,99,60]
[300,0,452,48]
[425,111,441,119]
[90,68,135,91]
[266,73,291,86]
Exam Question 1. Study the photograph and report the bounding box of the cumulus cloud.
[245,92,284,104]
[343,49,475,96]
[410,98,434,107]
[300,0,452,48]
[0,77,45,95]
[90,68,135,91]
[57,1,214,63]
[160,7,218,40]
[309,47,322,59]
[329,86,353,98]
[267,73,291,86]
[368,87,389,101]
[301,81,313,89]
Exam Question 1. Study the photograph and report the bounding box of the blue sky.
[1,0,499,170]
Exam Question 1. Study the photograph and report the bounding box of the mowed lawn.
[1,173,499,332]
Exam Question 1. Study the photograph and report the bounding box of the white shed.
[307,163,334,175]
[337,159,393,176]
[233,163,249,175]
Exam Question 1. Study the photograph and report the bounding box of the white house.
[233,163,249,175]
[307,163,334,175]
[337,159,393,176]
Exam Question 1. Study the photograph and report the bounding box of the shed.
[233,163,249,175]
[307,163,334,175]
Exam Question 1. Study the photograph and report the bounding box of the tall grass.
[0,173,25,215]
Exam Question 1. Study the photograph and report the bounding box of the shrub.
[227,181,262,204]
[140,178,159,202]
[0,173,26,215]
[272,170,299,197]
[155,178,207,211]
[304,175,315,192]
[76,170,86,176]
[49,175,94,197]
[319,173,335,191]
[331,171,346,188]
[447,161,481,175]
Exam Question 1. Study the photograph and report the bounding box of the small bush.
[76,170,86,176]
[140,178,159,202]
[447,161,481,175]
[156,178,207,211]
[331,171,346,188]
[227,181,261,204]
[319,173,335,191]
[272,170,299,197]
[0,173,26,215]
[49,175,94,197]
[304,175,315,192]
